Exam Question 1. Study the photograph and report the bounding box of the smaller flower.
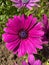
[42,14,49,44]
[22,54,41,65]
[11,0,40,10]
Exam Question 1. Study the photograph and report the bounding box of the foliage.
[0,0,49,37]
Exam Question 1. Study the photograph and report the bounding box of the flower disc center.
[22,0,29,3]
[19,30,28,39]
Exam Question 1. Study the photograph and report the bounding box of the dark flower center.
[19,30,28,39]
[22,0,29,3]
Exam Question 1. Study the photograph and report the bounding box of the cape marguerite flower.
[2,14,44,57]
[11,0,40,10]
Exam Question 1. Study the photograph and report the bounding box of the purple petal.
[11,0,19,3]
[22,61,28,65]
[28,54,35,65]
[42,14,48,28]
[18,40,26,57]
[4,27,17,34]
[24,39,37,54]
[6,39,20,51]
[34,60,41,65]
[29,22,44,38]
[30,0,40,2]
[29,38,43,49]
[24,15,33,30]
[2,33,19,43]
[32,22,43,30]
[6,16,23,32]
[29,29,44,38]
[27,17,37,31]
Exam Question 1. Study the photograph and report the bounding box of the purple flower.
[42,14,49,44]
[2,14,44,57]
[11,0,40,10]
[22,54,42,65]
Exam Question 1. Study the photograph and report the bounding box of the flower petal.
[24,15,33,30]
[2,33,19,43]
[6,39,20,51]
[22,61,28,65]
[18,40,26,57]
[4,27,17,34]
[30,0,40,2]
[28,54,35,64]
[29,38,43,49]
[34,60,41,65]
[24,39,37,54]
[42,14,48,28]
[29,30,44,38]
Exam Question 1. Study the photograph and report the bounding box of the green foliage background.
[0,0,49,38]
